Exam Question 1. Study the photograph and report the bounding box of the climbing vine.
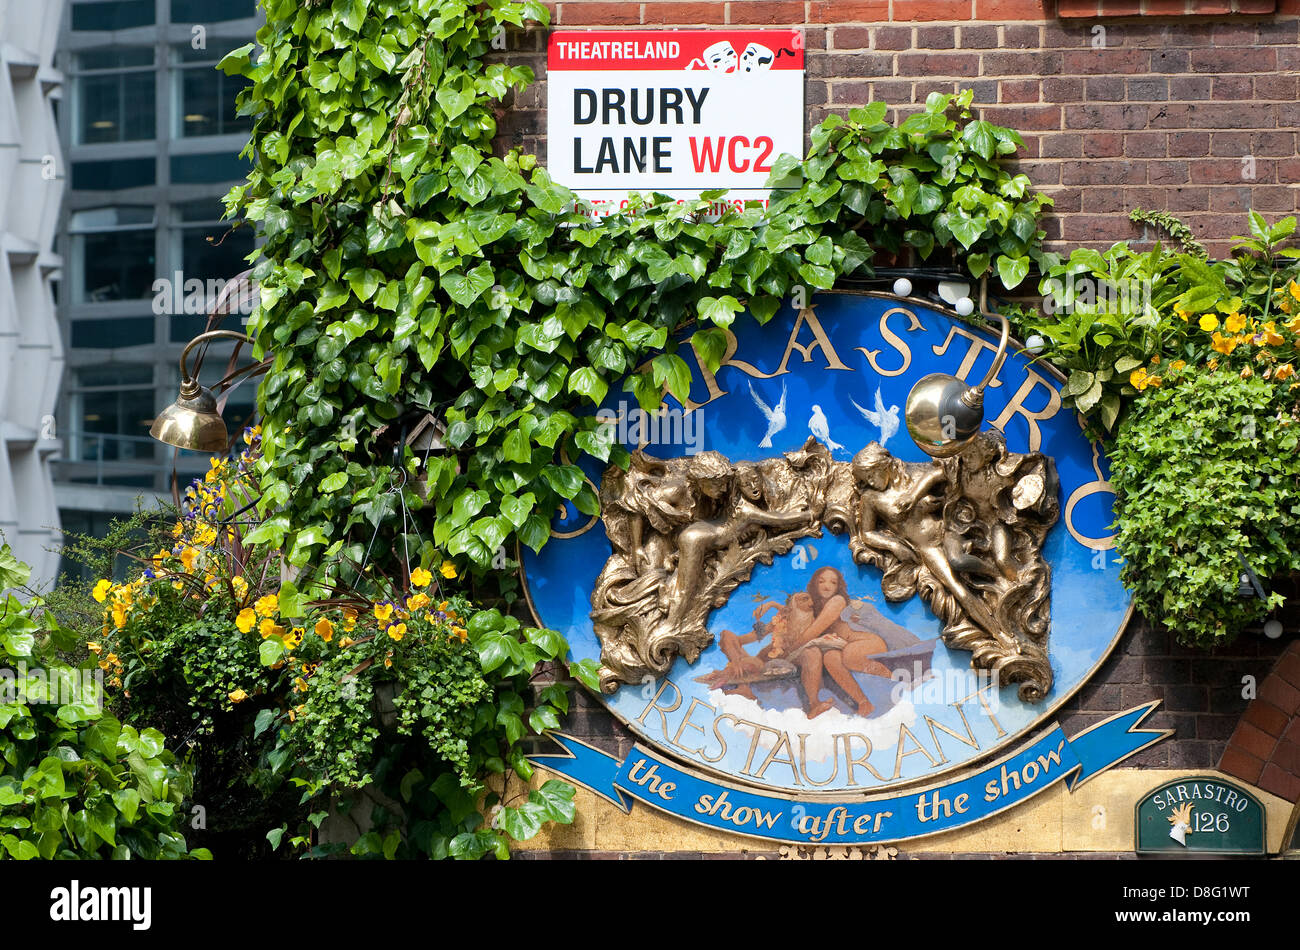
[220,0,1053,580]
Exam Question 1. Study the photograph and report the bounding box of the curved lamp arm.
[178,330,254,396]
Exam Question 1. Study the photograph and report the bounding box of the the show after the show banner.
[523,291,1165,846]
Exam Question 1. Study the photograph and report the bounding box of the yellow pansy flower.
[87,642,102,655]
[260,618,284,640]
[236,608,257,633]
[179,547,199,572]
[388,622,407,641]
[342,607,358,632]
[231,575,249,601]
[374,602,394,623]
[1290,280,1300,301]
[111,606,128,629]
[1276,364,1295,381]
[406,592,430,611]
[1224,312,1247,333]
[410,567,433,588]
[439,560,457,579]
[1130,368,1151,391]
[255,593,279,618]
[229,688,247,703]
[1259,322,1284,346]
[93,580,113,603]
[1199,313,1219,332]
[1210,332,1238,355]
[315,617,334,642]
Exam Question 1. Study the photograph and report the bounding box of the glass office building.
[55,0,261,570]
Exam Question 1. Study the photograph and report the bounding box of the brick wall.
[497,2,1300,258]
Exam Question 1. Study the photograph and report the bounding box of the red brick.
[1062,49,1151,75]
[1243,700,1291,737]
[897,52,981,74]
[1210,186,1252,213]
[1234,0,1276,11]
[1097,0,1142,12]
[1258,763,1300,803]
[1211,21,1257,45]
[1191,159,1256,184]
[1149,160,1189,184]
[556,2,641,25]
[809,0,890,20]
[1285,715,1300,745]
[1082,187,1125,211]
[1194,0,1233,11]
[1218,745,1265,784]
[1275,650,1300,691]
[1166,186,1210,211]
[1212,77,1253,101]
[975,0,1049,17]
[981,104,1062,130]
[728,1,806,24]
[1168,132,1210,157]
[642,3,727,24]
[1230,721,1280,761]
[873,26,914,49]
[1057,0,1098,12]
[1252,184,1300,212]
[1125,132,1167,158]
[1255,75,1298,101]
[832,26,873,49]
[1042,132,1081,157]
[1082,131,1123,156]
[1272,738,1300,774]
[1260,675,1300,715]
[893,0,974,20]
[916,25,958,48]
[1142,0,1188,11]
[1190,47,1276,74]
[1041,77,1084,101]
[1000,79,1041,103]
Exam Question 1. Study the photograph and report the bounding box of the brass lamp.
[904,281,1009,458]
[150,329,256,452]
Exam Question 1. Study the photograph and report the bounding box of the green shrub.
[0,546,208,859]
[1109,366,1300,646]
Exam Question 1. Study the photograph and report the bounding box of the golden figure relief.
[590,431,1059,703]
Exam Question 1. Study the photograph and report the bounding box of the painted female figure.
[790,566,892,718]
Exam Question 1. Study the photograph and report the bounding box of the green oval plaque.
[1135,776,1266,856]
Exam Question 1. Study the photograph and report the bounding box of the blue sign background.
[524,292,1132,795]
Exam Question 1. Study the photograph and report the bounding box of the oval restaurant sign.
[524,291,1168,845]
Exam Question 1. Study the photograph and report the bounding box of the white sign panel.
[546,29,806,218]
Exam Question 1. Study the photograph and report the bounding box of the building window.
[69,207,157,304]
[70,317,155,349]
[66,365,157,466]
[170,198,255,298]
[73,47,156,145]
[170,0,259,23]
[169,152,251,184]
[70,157,157,191]
[172,45,253,139]
[71,0,155,32]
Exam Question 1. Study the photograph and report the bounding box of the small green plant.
[1109,366,1300,647]
[0,546,208,859]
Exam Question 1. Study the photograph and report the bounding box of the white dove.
[808,404,844,453]
[749,381,787,448]
[851,386,901,449]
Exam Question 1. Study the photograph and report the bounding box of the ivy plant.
[218,0,1052,578]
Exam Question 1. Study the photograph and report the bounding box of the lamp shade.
[149,380,229,452]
